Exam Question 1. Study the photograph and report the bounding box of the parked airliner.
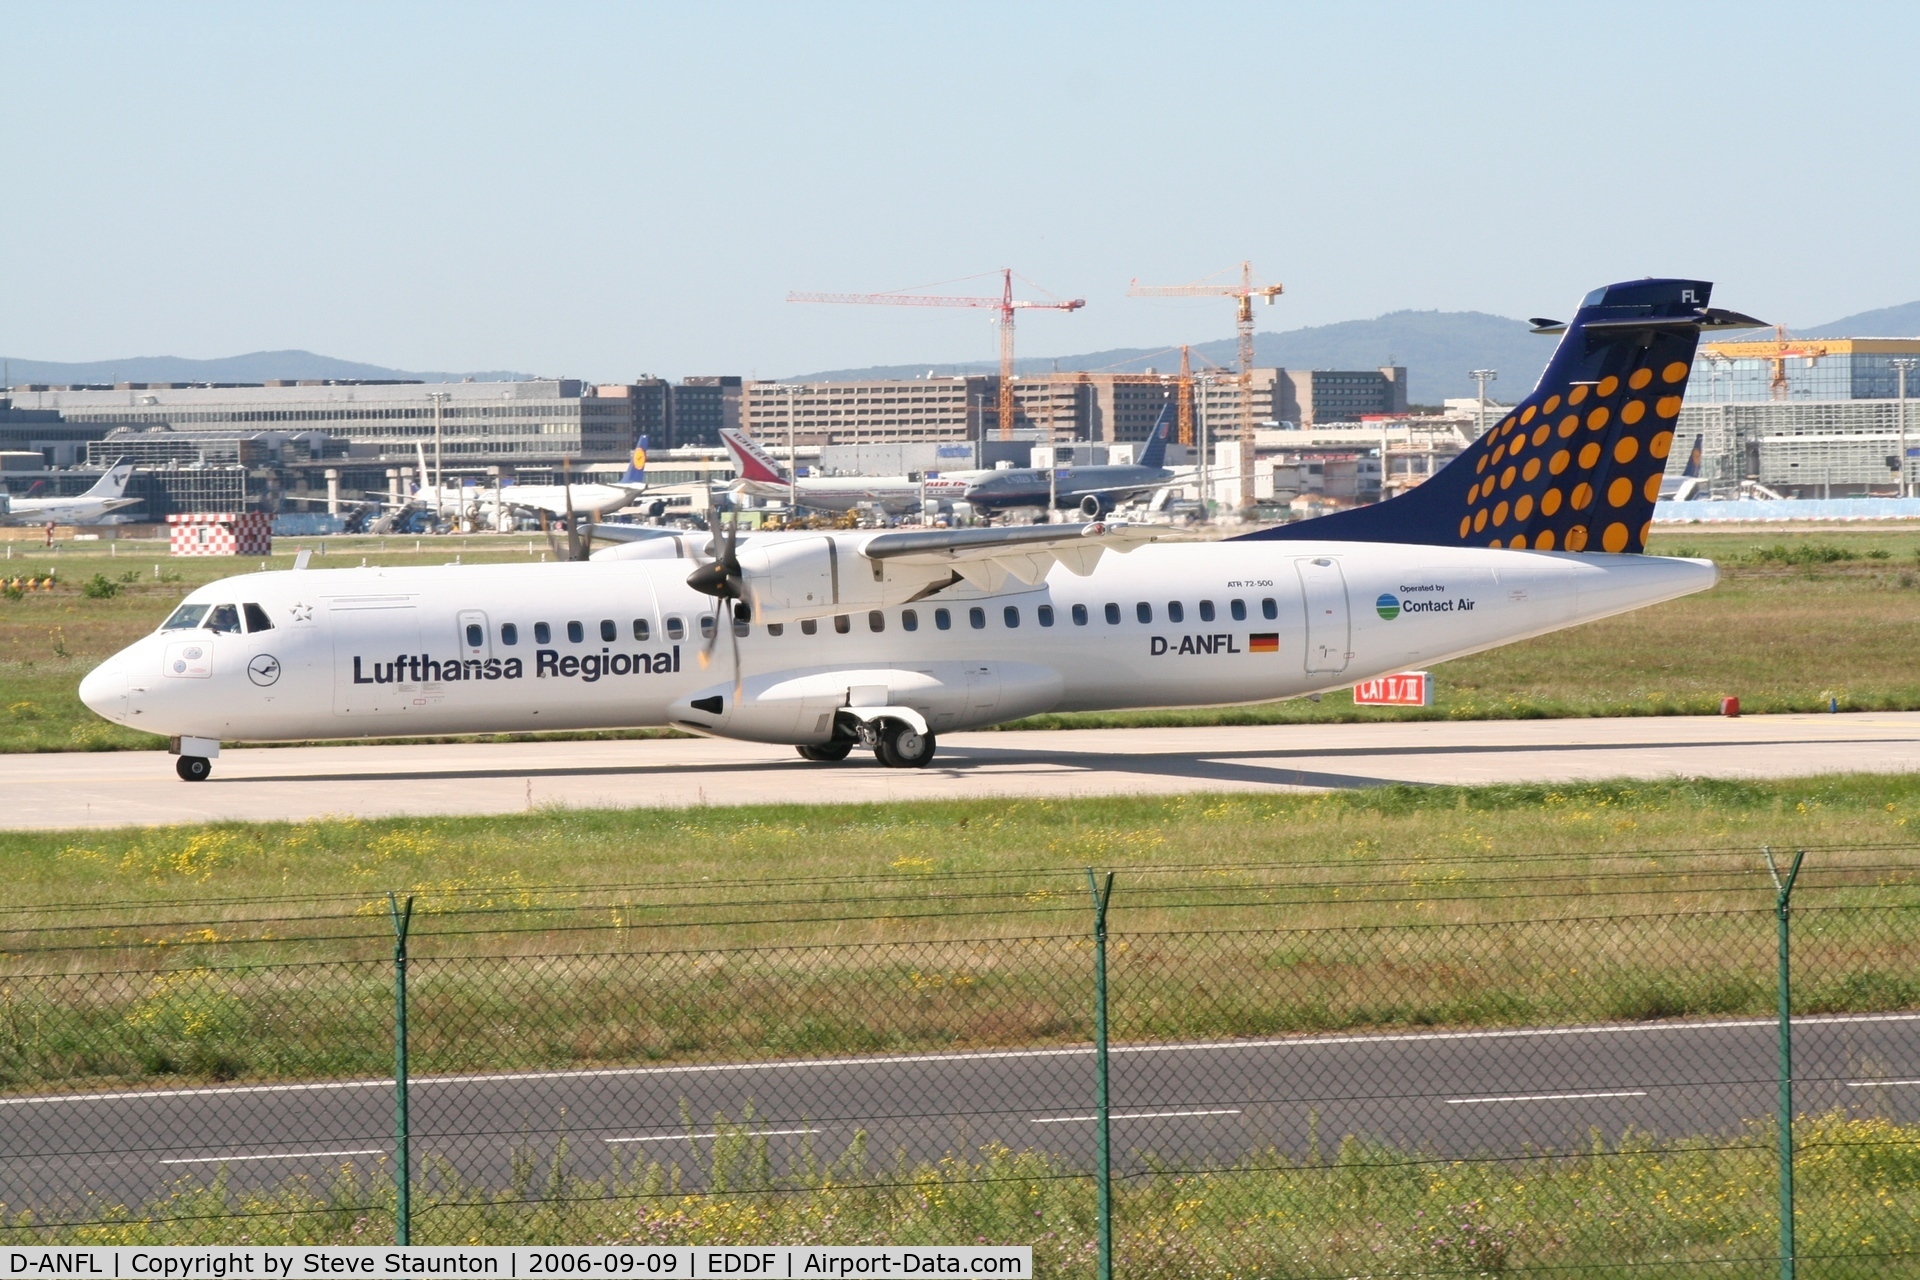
[80,279,1758,781]
[3,457,141,526]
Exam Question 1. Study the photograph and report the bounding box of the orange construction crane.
[1177,344,1194,446]
[1702,325,1836,400]
[1128,262,1282,509]
[788,269,1085,440]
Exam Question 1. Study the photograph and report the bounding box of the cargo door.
[1295,557,1351,674]
[331,601,421,716]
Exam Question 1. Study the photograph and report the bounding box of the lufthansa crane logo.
[247,653,283,687]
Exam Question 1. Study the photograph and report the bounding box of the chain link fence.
[3,847,1918,1276]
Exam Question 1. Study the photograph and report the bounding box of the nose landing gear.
[175,755,212,782]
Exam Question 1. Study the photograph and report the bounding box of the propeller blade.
[730,601,744,703]
[539,510,563,560]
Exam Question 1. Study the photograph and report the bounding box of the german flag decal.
[1249,633,1279,653]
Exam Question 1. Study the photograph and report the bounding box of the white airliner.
[79,279,1758,781]
[409,442,652,525]
[723,429,976,513]
[3,457,141,526]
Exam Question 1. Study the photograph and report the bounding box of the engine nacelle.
[1080,493,1110,518]
[739,534,952,625]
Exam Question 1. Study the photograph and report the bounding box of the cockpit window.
[244,603,273,632]
[161,603,209,631]
[204,604,243,634]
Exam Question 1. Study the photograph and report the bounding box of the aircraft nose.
[79,656,128,724]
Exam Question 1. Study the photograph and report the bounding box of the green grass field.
[3,525,1919,753]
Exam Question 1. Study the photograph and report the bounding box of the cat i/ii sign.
[1352,671,1432,706]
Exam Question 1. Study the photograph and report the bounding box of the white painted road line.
[1847,1079,1920,1089]
[158,1147,386,1166]
[604,1127,819,1144]
[1448,1090,1648,1105]
[1031,1108,1242,1124]
[6,1012,1916,1110]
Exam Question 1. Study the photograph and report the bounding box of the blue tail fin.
[620,435,649,485]
[1136,401,1174,469]
[1236,279,1741,554]
[1681,433,1703,480]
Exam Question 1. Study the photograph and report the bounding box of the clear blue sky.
[7,2,1918,380]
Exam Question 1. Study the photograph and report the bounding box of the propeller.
[563,460,585,561]
[685,513,746,700]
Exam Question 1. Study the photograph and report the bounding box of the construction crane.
[1702,325,1836,400]
[1177,344,1194,446]
[1128,262,1283,510]
[788,269,1086,441]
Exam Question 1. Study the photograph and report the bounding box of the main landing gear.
[793,717,937,769]
[176,755,212,782]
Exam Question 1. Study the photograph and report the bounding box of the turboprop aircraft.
[2,457,141,526]
[80,279,1758,782]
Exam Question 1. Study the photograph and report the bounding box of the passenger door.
[331,600,421,715]
[1295,557,1351,675]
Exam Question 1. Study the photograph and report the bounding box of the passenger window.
[535,621,553,644]
[161,603,209,631]
[700,615,716,639]
[243,603,273,632]
[1230,599,1247,622]
[1003,605,1020,628]
[769,622,784,636]
[902,609,918,631]
[833,614,851,634]
[664,617,685,641]
[465,623,483,647]
[1199,600,1216,622]
[205,604,242,634]
[501,622,519,646]
[868,610,885,632]
[733,614,750,638]
[632,618,650,642]
[1037,604,1054,627]
[1104,603,1121,625]
[1071,603,1088,626]
[1168,601,1184,623]
[1135,602,1153,624]
[969,607,986,629]
[935,608,952,630]
[567,620,585,644]
[1262,597,1278,620]
[600,619,617,642]
[801,618,818,635]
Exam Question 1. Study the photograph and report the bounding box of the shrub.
[81,573,119,599]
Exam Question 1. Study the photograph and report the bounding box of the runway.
[7,1011,1916,1220]
[13,711,1920,829]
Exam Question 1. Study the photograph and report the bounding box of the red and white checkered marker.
[168,512,272,556]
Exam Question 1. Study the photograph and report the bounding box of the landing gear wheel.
[874,721,936,769]
[796,742,852,762]
[175,755,212,782]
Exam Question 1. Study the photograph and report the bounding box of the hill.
[793,309,1555,403]
[0,349,532,386]
[1796,301,1920,339]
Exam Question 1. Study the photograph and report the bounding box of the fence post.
[1085,869,1115,1280]
[389,892,415,1247]
[1764,848,1805,1280]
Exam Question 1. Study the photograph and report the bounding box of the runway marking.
[158,1148,386,1166]
[5,1012,1915,1109]
[605,1128,819,1144]
[1847,1079,1920,1089]
[1448,1090,1648,1105]
[1031,1108,1241,1124]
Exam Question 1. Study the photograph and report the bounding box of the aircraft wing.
[862,520,1160,591]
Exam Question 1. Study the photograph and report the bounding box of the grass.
[5,527,1920,751]
[3,780,1918,1091]
[13,1111,1920,1276]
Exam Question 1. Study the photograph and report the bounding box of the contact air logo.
[1376,594,1401,620]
